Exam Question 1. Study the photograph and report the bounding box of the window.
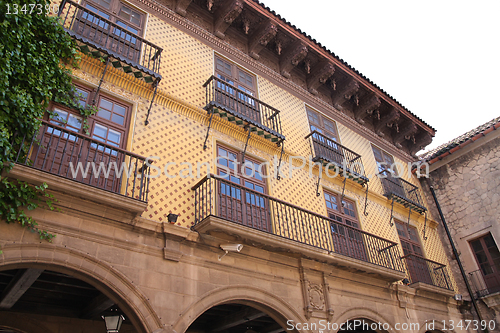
[37,84,132,191]
[307,107,343,164]
[307,107,339,142]
[216,145,269,232]
[372,145,395,174]
[214,57,258,122]
[396,221,432,284]
[76,0,145,62]
[324,191,366,260]
[470,233,500,294]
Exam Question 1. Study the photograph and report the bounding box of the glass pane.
[255,185,264,193]
[93,123,107,138]
[98,109,111,120]
[100,98,113,111]
[471,240,483,253]
[218,147,227,157]
[485,234,496,248]
[114,104,126,116]
[111,113,124,125]
[244,181,254,190]
[67,114,83,130]
[108,129,121,145]
[52,109,68,124]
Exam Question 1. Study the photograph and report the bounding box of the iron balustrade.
[192,174,405,272]
[11,120,150,202]
[468,269,500,298]
[378,169,426,212]
[402,254,453,290]
[203,75,285,143]
[58,0,162,81]
[305,130,368,184]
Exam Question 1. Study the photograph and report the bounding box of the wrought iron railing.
[192,174,405,272]
[468,269,500,298]
[58,0,162,80]
[305,130,368,184]
[402,254,453,290]
[378,169,426,212]
[203,76,284,143]
[11,120,150,202]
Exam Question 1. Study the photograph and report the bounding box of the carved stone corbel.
[354,95,380,124]
[307,61,335,95]
[332,78,359,108]
[175,0,193,16]
[279,41,308,78]
[374,108,400,137]
[393,122,418,148]
[322,273,334,321]
[248,20,277,60]
[214,0,243,39]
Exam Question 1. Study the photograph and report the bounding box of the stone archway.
[173,285,306,333]
[0,243,162,333]
[334,308,397,333]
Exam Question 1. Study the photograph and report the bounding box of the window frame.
[395,221,425,257]
[306,106,340,143]
[323,190,360,229]
[83,0,145,36]
[470,233,500,277]
[371,144,397,175]
[214,56,257,98]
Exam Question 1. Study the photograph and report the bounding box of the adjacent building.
[419,116,500,327]
[0,0,472,332]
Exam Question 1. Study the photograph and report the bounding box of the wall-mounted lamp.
[167,213,178,224]
[103,314,125,333]
[218,244,243,261]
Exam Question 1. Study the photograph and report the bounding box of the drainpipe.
[427,179,485,328]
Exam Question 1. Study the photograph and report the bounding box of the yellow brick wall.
[69,15,456,290]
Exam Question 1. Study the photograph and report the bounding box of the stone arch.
[172,285,307,333]
[0,243,162,333]
[334,307,397,333]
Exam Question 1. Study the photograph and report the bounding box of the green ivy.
[0,0,81,250]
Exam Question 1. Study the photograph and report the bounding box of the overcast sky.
[260,0,500,152]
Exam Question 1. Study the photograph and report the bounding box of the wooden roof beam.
[394,122,418,148]
[214,0,244,39]
[209,307,266,332]
[307,61,335,95]
[332,78,359,109]
[354,95,381,124]
[80,293,115,319]
[279,40,308,78]
[375,108,400,137]
[0,268,43,309]
[248,20,278,60]
[175,0,193,16]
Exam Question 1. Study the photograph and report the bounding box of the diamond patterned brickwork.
[144,16,213,107]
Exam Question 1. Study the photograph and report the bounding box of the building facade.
[419,116,500,327]
[0,0,473,332]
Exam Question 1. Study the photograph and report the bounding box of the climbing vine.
[0,0,81,248]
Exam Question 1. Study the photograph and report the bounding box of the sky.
[259,0,500,152]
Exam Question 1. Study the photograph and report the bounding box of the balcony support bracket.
[144,80,159,126]
[241,125,252,165]
[422,211,428,240]
[389,197,395,227]
[363,183,369,216]
[203,110,215,150]
[92,57,110,106]
[315,172,322,197]
[406,206,412,230]
[276,141,284,181]
[340,177,347,203]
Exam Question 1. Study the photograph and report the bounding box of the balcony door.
[216,146,270,232]
[470,233,500,294]
[396,222,433,284]
[36,85,131,193]
[324,191,366,261]
[74,0,145,63]
[372,145,405,197]
[214,57,260,123]
[307,108,343,165]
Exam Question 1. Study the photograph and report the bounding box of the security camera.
[220,244,243,252]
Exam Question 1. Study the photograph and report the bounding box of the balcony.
[192,174,406,279]
[11,120,150,203]
[468,269,500,299]
[203,76,285,144]
[305,130,368,185]
[58,0,162,84]
[378,169,426,213]
[402,254,453,291]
